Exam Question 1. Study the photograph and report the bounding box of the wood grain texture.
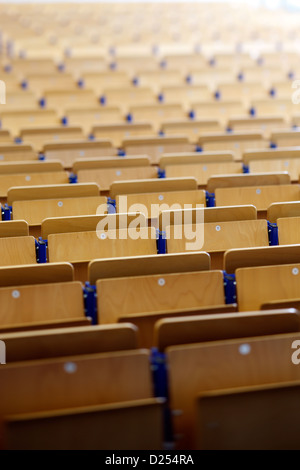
[92,123,154,147]
[97,270,225,323]
[0,350,152,416]
[215,185,300,211]
[89,252,211,284]
[123,137,193,164]
[201,137,267,161]
[155,310,300,351]
[166,219,268,254]
[13,196,106,226]
[73,156,151,171]
[0,318,92,334]
[44,141,117,168]
[0,236,36,266]
[0,221,29,238]
[69,107,123,133]
[161,120,222,143]
[0,145,36,163]
[197,382,300,450]
[224,245,300,274]
[0,324,138,362]
[167,332,300,449]
[236,263,300,311]
[5,398,164,450]
[48,227,157,263]
[0,281,84,327]
[192,101,245,125]
[0,161,63,174]
[160,151,234,169]
[278,217,300,245]
[1,110,58,134]
[244,148,300,165]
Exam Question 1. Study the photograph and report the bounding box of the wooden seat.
[80,71,130,94]
[245,148,300,183]
[155,309,300,351]
[224,245,300,274]
[166,218,268,269]
[268,201,300,223]
[251,99,294,118]
[119,305,238,348]
[20,127,85,152]
[160,85,212,109]
[43,140,117,169]
[128,104,187,132]
[48,227,157,282]
[207,172,291,193]
[5,91,39,111]
[196,381,300,450]
[0,131,13,145]
[228,116,287,139]
[42,89,99,115]
[161,120,222,144]
[25,73,78,95]
[0,262,74,287]
[198,131,267,161]
[277,217,300,245]
[96,270,226,324]
[122,136,193,165]
[159,205,257,232]
[0,161,68,199]
[215,82,266,106]
[9,183,103,237]
[4,398,164,450]
[271,130,300,148]
[137,70,183,92]
[0,236,36,267]
[160,151,242,186]
[64,107,124,134]
[63,57,107,76]
[0,145,37,165]
[1,323,138,362]
[110,176,198,199]
[0,110,59,135]
[89,252,210,284]
[0,221,28,238]
[41,213,147,239]
[0,349,155,441]
[74,157,157,192]
[236,263,300,311]
[91,123,155,148]
[167,332,300,449]
[190,101,246,126]
[101,87,156,111]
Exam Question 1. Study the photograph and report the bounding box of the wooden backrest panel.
[8,183,100,205]
[207,173,290,193]
[110,177,197,198]
[0,236,36,267]
[0,221,29,238]
[0,263,74,287]
[97,270,225,323]
[0,350,152,416]
[268,201,300,223]
[278,217,300,245]
[0,281,84,327]
[89,252,210,284]
[236,263,300,311]
[48,227,157,263]
[0,324,138,362]
[156,310,300,351]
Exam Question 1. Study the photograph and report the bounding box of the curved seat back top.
[0,220,29,238]
[0,144,37,163]
[207,172,291,193]
[0,236,37,267]
[110,177,197,199]
[89,252,211,284]
[268,201,300,224]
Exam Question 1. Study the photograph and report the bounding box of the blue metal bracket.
[39,98,46,108]
[243,164,250,174]
[118,149,126,156]
[126,113,133,123]
[158,93,164,103]
[158,168,166,178]
[38,153,46,161]
[69,173,78,184]
[189,110,196,120]
[35,238,48,263]
[156,230,167,254]
[88,134,95,141]
[14,137,22,144]
[151,348,173,445]
[268,221,279,246]
[1,204,12,220]
[107,197,116,214]
[186,75,192,84]
[205,191,215,207]
[223,272,237,304]
[249,107,256,117]
[270,142,277,149]
[195,145,203,152]
[214,91,221,100]
[83,282,98,325]
[61,117,68,126]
